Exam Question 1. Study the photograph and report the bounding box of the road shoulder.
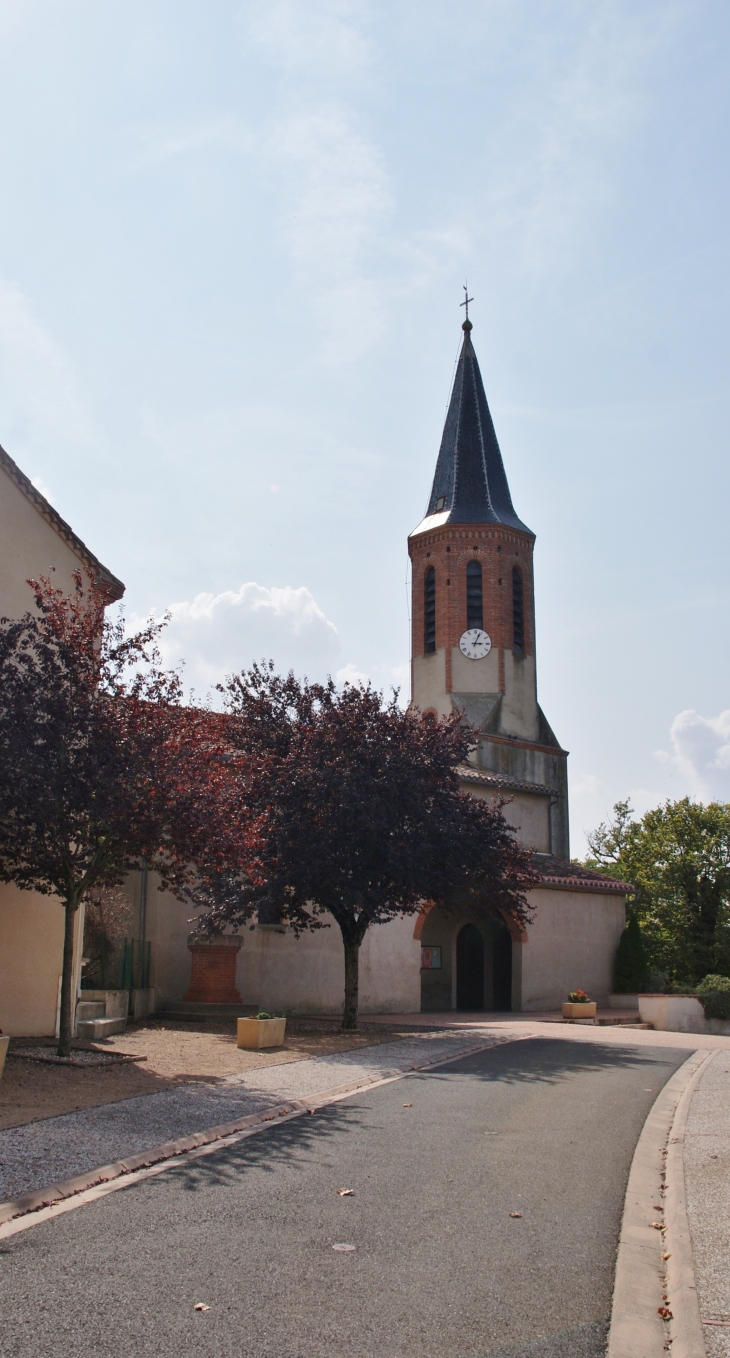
[608,1048,712,1358]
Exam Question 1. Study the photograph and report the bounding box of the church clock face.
[459,628,492,660]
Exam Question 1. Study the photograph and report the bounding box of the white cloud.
[568,771,608,852]
[336,662,369,687]
[30,474,54,504]
[240,0,370,77]
[134,581,340,699]
[127,115,253,167]
[444,4,685,282]
[0,278,103,467]
[660,709,730,802]
[235,0,392,360]
[568,771,662,856]
[269,107,392,360]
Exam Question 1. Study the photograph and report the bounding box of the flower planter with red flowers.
[562,990,596,1019]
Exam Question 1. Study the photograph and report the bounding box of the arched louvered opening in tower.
[466,559,483,630]
[512,566,524,653]
[424,566,436,654]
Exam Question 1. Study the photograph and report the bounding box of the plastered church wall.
[520,888,626,1011]
[240,913,420,1016]
[142,871,421,1017]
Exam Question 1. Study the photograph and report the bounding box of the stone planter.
[183,934,242,1004]
[0,1034,8,1080]
[237,1017,287,1050]
[562,1002,597,1019]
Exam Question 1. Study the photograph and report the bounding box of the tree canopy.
[585,797,730,985]
[193,663,536,1028]
[0,574,247,1054]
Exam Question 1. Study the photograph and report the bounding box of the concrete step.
[158,1002,253,1019]
[76,1001,106,1020]
[76,1017,127,1040]
[594,1014,641,1026]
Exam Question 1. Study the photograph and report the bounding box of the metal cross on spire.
[460,284,473,323]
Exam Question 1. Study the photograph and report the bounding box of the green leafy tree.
[585,798,730,985]
[584,799,635,875]
[612,912,649,993]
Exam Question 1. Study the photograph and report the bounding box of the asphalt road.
[1,1036,687,1358]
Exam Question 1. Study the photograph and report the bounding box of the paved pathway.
[0,1029,504,1203]
[0,1035,687,1358]
[684,1050,730,1356]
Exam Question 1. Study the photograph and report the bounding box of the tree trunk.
[341,934,361,1031]
[57,896,80,1058]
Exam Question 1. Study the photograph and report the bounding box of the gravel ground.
[684,1051,730,1357]
[0,1028,496,1204]
[1,1019,425,1130]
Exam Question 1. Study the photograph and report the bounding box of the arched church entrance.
[456,924,484,1010]
[418,906,517,1012]
[492,919,513,1012]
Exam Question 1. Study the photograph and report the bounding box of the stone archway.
[416,902,523,1012]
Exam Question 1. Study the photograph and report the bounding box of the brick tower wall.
[408,524,536,695]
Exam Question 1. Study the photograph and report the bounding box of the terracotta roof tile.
[531,853,632,894]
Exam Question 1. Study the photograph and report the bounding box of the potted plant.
[562,990,597,1019]
[237,1011,287,1050]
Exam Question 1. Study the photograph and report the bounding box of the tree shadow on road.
[420,1033,689,1089]
[142,1099,359,1199]
[145,1033,687,1201]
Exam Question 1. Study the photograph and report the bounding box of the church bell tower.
[409,314,569,860]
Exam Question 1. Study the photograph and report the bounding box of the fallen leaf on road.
[509,1212,522,1218]
[644,1088,653,1091]
[307,1109,316,1114]
[402,1103,413,1107]
[658,1307,673,1321]
[194,1304,210,1312]
[661,1252,672,1261]
[332,1243,356,1252]
[650,1222,665,1230]
[337,1188,354,1196]
[653,1205,663,1210]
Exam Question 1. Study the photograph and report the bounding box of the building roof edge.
[0,444,125,603]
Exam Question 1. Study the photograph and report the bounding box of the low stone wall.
[131,987,156,1020]
[79,989,129,1020]
[638,994,704,1032]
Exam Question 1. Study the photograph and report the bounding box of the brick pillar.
[183,934,243,1003]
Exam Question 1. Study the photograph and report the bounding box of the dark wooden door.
[456,924,484,1010]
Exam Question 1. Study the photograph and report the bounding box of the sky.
[0,0,729,853]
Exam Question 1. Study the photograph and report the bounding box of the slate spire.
[424,320,532,533]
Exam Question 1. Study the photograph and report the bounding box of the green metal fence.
[119,938,151,992]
